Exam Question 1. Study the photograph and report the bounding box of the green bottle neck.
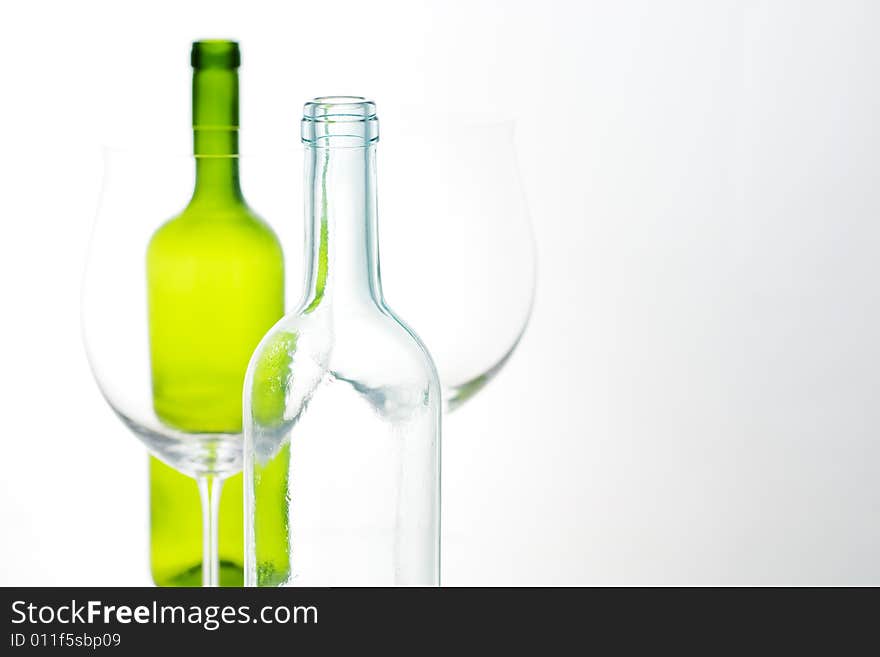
[192,157,242,205]
[191,67,243,206]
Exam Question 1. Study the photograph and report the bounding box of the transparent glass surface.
[244,98,442,586]
[83,114,533,587]
[381,119,536,410]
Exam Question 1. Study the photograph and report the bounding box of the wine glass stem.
[196,475,224,587]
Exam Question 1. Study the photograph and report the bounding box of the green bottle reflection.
[146,41,284,586]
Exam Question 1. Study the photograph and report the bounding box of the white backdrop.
[1,0,878,585]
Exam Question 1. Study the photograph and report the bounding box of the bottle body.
[244,97,441,586]
[246,307,441,586]
[147,202,284,432]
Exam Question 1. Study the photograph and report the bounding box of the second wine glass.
[380,119,536,410]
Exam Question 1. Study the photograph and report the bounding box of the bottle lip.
[191,40,240,69]
[302,96,379,145]
[302,96,377,122]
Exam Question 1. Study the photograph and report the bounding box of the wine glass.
[380,119,536,411]
[81,148,299,586]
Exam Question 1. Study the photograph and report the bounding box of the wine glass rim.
[97,114,519,163]
[98,143,306,158]
[387,112,516,131]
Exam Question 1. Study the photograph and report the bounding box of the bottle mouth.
[191,40,240,69]
[302,96,379,145]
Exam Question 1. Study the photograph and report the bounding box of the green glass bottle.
[146,40,284,587]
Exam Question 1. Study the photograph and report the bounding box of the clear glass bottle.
[243,97,441,586]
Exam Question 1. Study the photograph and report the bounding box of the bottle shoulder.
[246,304,441,428]
[147,201,282,258]
[285,304,434,363]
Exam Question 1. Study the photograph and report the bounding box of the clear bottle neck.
[300,97,383,313]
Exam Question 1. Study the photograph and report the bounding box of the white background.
[1,0,879,585]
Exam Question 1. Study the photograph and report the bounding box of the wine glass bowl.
[82,150,243,479]
[380,119,536,410]
[84,117,536,482]
[83,146,301,587]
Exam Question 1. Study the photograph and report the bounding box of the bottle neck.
[191,67,242,205]
[302,143,383,312]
